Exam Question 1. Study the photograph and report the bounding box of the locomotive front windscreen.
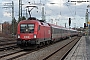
[20,24,34,33]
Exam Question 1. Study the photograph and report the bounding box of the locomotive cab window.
[20,24,34,33]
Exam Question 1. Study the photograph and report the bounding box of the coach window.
[55,28,56,34]
[53,28,54,33]
[52,28,54,34]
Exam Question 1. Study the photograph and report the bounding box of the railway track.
[0,49,24,60]
[0,36,81,60]
[0,48,39,60]
[0,44,18,51]
[43,36,81,60]
[0,41,16,46]
[0,37,15,42]
[0,44,48,60]
[0,39,18,51]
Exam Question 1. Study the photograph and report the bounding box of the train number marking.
[24,36,30,38]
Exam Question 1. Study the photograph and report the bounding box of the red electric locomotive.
[17,17,51,48]
[17,17,78,49]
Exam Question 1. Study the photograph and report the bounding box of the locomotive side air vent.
[27,17,37,20]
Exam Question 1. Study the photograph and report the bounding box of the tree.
[18,16,26,23]
[3,22,11,34]
[12,17,18,35]
[22,16,26,20]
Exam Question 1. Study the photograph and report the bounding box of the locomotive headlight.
[34,34,36,38]
[17,35,20,38]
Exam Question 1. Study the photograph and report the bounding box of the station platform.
[64,36,90,60]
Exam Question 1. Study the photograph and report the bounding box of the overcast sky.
[0,0,90,28]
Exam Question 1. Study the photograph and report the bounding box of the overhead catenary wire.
[65,3,75,18]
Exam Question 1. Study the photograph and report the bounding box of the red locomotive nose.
[18,33,36,40]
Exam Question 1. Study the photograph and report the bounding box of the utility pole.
[21,0,22,18]
[12,1,14,35]
[19,0,22,22]
[3,1,14,35]
[19,0,20,21]
[65,23,66,28]
[42,7,45,22]
[86,9,89,27]
[26,9,28,19]
[85,8,89,39]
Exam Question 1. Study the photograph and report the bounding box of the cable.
[65,3,75,17]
